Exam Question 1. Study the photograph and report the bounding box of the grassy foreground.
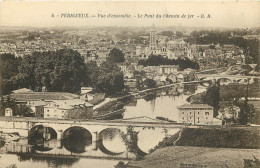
[175,127,260,149]
[151,127,260,150]
[125,127,260,168]
[127,146,260,168]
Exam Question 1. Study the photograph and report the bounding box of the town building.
[43,99,94,119]
[7,92,95,119]
[124,78,139,92]
[159,65,180,74]
[177,104,214,125]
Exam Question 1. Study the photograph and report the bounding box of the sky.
[0,1,259,28]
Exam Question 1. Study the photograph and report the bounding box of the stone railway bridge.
[1,117,259,159]
[0,117,185,142]
[197,74,260,84]
[0,117,186,158]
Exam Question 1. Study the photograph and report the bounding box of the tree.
[176,31,183,37]
[0,96,32,117]
[89,61,125,96]
[160,31,174,37]
[237,79,256,125]
[203,83,220,117]
[0,54,21,95]
[138,55,199,70]
[143,79,157,88]
[19,49,88,93]
[120,126,146,160]
[64,107,91,119]
[107,48,125,63]
[86,61,100,87]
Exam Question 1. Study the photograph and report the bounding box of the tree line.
[138,55,200,70]
[187,30,259,71]
[0,48,125,96]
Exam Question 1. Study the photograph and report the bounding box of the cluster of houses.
[119,63,197,92]
[4,87,105,120]
[0,27,250,71]
[196,44,246,70]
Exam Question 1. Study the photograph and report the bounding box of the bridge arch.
[28,124,57,140]
[217,77,233,85]
[98,128,126,155]
[236,78,253,84]
[62,126,93,153]
[28,125,58,152]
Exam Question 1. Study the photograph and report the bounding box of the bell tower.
[149,24,156,51]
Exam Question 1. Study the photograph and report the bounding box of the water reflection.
[124,84,206,121]
[135,128,181,153]
[31,139,56,152]
[99,128,126,154]
[144,93,157,102]
[28,125,57,152]
[0,139,5,148]
[17,154,80,168]
[62,127,92,153]
[0,154,121,168]
[1,126,184,168]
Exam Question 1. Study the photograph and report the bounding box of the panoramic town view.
[0,24,259,168]
[0,2,260,167]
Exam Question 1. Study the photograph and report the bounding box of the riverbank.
[148,126,260,154]
[126,126,260,168]
[0,132,23,154]
[220,83,260,100]
[127,146,260,168]
[187,83,260,103]
[0,132,21,144]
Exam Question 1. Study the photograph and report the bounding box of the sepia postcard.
[0,1,260,168]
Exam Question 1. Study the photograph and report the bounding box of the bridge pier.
[56,140,62,149]
[43,127,51,140]
[56,130,63,149]
[91,131,100,150]
[57,130,63,141]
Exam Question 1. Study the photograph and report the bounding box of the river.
[0,84,207,168]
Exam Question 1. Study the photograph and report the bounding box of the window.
[206,117,208,119]
[198,112,199,114]
[47,110,49,112]
[205,112,209,115]
[182,117,184,120]
[198,117,199,120]
[190,112,192,114]
[190,117,192,119]
[182,112,184,114]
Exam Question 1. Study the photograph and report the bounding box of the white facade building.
[177,104,214,125]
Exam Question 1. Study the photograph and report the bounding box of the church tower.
[149,24,157,52]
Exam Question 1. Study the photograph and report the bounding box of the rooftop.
[10,92,79,101]
[177,104,213,109]
[12,88,33,93]
[117,116,169,123]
